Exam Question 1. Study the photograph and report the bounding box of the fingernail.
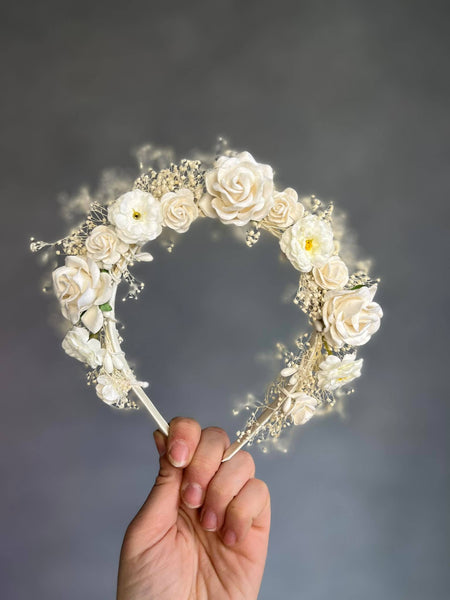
[201,508,217,531]
[223,529,237,546]
[168,440,189,467]
[182,483,203,508]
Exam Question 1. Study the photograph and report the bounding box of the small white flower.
[85,225,129,267]
[312,255,349,290]
[280,214,334,272]
[317,354,363,391]
[264,188,304,229]
[62,327,103,368]
[95,373,122,405]
[108,189,163,245]
[160,187,199,233]
[322,284,383,348]
[290,393,318,425]
[52,255,113,332]
[199,151,274,226]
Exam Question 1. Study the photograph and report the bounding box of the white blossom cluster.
[31,145,382,444]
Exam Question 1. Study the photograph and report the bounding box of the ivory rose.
[62,327,103,368]
[313,255,349,290]
[280,214,334,272]
[264,187,304,229]
[160,188,199,233]
[290,393,318,425]
[108,189,163,244]
[85,225,128,267]
[322,285,383,348]
[199,151,274,226]
[317,354,363,391]
[52,255,113,333]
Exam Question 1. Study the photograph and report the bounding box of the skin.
[117,417,271,600]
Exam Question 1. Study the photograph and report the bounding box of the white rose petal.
[160,188,199,233]
[200,151,274,226]
[313,255,349,290]
[134,252,154,262]
[280,214,334,272]
[85,225,129,267]
[62,327,103,368]
[322,284,383,348]
[102,349,125,374]
[81,305,104,334]
[95,374,122,405]
[108,189,163,245]
[264,188,304,229]
[290,393,318,425]
[317,354,363,391]
[52,255,113,328]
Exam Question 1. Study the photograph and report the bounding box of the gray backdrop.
[1,1,449,598]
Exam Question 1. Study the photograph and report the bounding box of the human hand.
[117,418,271,600]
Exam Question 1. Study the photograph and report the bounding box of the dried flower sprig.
[30,143,382,459]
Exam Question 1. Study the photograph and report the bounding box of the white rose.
[290,393,318,425]
[322,285,383,348]
[280,214,334,272]
[199,151,274,226]
[52,255,113,333]
[312,255,349,290]
[317,354,363,391]
[96,373,122,405]
[160,188,199,233]
[62,327,103,368]
[264,187,304,229]
[85,225,128,267]
[108,189,163,244]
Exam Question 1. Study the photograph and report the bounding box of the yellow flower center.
[305,238,313,251]
[132,210,142,220]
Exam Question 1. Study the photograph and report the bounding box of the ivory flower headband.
[30,142,382,461]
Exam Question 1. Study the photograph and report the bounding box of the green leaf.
[100,268,109,273]
[350,284,364,290]
[99,302,113,312]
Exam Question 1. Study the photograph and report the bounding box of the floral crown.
[31,142,382,460]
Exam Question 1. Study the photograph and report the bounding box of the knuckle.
[170,416,198,431]
[169,417,201,445]
[227,503,248,523]
[186,455,218,481]
[253,478,270,500]
[206,481,229,503]
[238,450,255,474]
[204,426,230,445]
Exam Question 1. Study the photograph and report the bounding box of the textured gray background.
[1,1,449,598]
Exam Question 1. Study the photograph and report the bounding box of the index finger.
[166,417,202,468]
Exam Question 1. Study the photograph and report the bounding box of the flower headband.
[30,142,382,460]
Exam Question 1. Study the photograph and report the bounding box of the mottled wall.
[1,1,449,598]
